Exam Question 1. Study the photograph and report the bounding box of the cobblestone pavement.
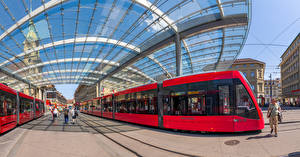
[0,110,299,157]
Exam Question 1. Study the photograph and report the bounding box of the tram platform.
[0,110,299,157]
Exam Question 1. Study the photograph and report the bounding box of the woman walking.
[267,98,281,137]
[71,107,77,124]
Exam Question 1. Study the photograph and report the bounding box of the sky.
[55,0,300,100]
[238,0,300,79]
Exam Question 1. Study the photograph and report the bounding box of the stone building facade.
[280,33,300,105]
[228,58,265,105]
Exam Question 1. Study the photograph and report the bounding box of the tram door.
[205,97,213,114]
[157,84,164,128]
[171,96,187,115]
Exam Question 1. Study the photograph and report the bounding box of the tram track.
[79,113,201,157]
[78,115,143,157]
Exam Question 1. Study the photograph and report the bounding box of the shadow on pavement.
[288,152,300,157]
[246,134,273,140]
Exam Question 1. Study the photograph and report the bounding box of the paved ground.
[0,110,299,157]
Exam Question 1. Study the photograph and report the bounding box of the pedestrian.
[71,107,77,124]
[63,107,69,124]
[50,106,54,120]
[267,98,281,137]
[53,107,58,121]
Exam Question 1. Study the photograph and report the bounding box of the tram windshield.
[239,71,255,94]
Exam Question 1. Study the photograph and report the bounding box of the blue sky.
[56,0,300,100]
[238,0,300,79]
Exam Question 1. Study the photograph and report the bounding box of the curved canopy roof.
[0,0,251,91]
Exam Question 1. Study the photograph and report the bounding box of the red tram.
[0,83,45,134]
[81,71,264,132]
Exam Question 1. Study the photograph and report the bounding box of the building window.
[243,64,247,68]
[250,64,254,67]
[236,65,239,68]
[258,70,262,78]
[251,72,255,77]
[258,83,263,92]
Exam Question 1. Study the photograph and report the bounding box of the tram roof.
[0,0,251,92]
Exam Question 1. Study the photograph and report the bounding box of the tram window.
[22,98,33,112]
[115,89,157,115]
[128,100,136,113]
[116,94,126,113]
[171,95,187,115]
[102,98,113,112]
[163,83,187,115]
[0,92,16,116]
[117,101,127,113]
[218,85,230,115]
[235,83,259,119]
[6,96,16,116]
[188,95,206,115]
[20,99,25,113]
[186,81,208,115]
[96,99,101,111]
[136,91,157,114]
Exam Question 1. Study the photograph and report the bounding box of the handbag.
[267,112,271,118]
[267,106,275,118]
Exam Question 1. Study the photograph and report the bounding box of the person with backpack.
[267,98,281,137]
[63,107,69,124]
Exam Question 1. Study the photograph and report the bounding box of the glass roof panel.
[0,0,250,91]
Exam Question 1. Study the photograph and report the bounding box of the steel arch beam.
[29,76,143,86]
[18,69,144,85]
[0,37,140,67]
[35,80,94,86]
[0,58,155,82]
[34,79,135,88]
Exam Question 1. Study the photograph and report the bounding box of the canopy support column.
[96,81,102,97]
[39,88,42,100]
[29,84,32,96]
[175,33,182,76]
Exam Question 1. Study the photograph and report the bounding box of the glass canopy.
[0,0,251,92]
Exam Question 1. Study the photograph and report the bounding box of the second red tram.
[0,83,45,134]
[81,71,264,132]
